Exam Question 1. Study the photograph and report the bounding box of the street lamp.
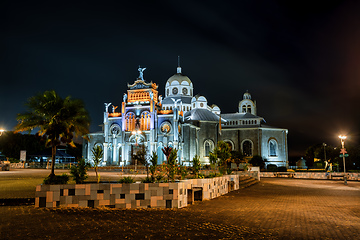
[338,135,347,185]
[0,129,4,136]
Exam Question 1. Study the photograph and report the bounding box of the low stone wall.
[35,175,241,209]
[236,170,260,180]
[260,172,360,181]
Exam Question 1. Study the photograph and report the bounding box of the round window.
[172,87,178,95]
[182,88,188,95]
[200,103,204,107]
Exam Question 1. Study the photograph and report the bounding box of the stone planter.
[35,175,242,209]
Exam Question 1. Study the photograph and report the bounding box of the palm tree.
[15,90,90,177]
[91,145,103,183]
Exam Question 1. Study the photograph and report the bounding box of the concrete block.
[99,184,110,190]
[130,190,139,194]
[99,200,110,206]
[90,190,97,199]
[50,185,60,191]
[140,199,151,207]
[76,189,85,196]
[78,200,87,207]
[35,190,46,198]
[157,200,165,207]
[53,191,60,202]
[46,191,53,202]
[85,185,91,195]
[78,195,90,201]
[110,194,116,205]
[115,198,126,204]
[67,204,79,208]
[75,184,86,189]
[65,196,73,204]
[103,190,111,200]
[72,196,80,204]
[46,202,54,208]
[130,183,139,191]
[115,203,126,209]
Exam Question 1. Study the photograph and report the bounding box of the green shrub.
[43,174,69,185]
[205,173,223,178]
[267,164,278,172]
[156,175,163,182]
[226,168,233,174]
[178,163,188,180]
[70,159,89,184]
[141,176,153,183]
[119,176,135,183]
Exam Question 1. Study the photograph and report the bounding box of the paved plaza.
[1,174,360,239]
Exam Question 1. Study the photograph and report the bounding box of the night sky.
[3,1,360,156]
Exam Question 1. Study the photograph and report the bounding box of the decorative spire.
[177,56,182,74]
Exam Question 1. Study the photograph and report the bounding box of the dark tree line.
[304,143,360,171]
[0,131,45,160]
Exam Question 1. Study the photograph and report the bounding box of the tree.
[213,141,231,174]
[162,146,173,163]
[70,158,89,184]
[132,145,149,177]
[192,155,201,178]
[166,148,178,182]
[149,151,158,182]
[209,151,217,171]
[91,145,103,183]
[15,90,90,178]
[231,151,245,169]
[249,155,267,169]
[0,131,45,160]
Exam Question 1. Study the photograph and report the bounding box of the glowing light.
[338,135,347,140]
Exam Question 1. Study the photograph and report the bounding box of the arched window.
[242,140,252,156]
[204,140,214,157]
[269,139,277,156]
[242,105,246,113]
[247,105,251,113]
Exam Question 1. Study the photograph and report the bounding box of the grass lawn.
[0,169,144,198]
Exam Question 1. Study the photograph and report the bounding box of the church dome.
[166,73,192,86]
[165,64,194,98]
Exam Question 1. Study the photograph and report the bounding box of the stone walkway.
[1,178,360,239]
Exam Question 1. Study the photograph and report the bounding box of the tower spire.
[177,56,182,74]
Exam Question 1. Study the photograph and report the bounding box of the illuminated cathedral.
[83,63,288,167]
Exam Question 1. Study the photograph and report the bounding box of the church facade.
[83,64,288,167]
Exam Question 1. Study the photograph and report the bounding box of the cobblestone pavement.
[1,178,360,239]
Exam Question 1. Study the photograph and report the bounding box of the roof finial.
[138,65,146,80]
[177,56,182,74]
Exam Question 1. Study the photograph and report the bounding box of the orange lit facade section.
[125,113,136,131]
[108,112,121,117]
[127,89,158,104]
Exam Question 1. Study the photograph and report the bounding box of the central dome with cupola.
[162,59,194,113]
[165,64,193,98]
